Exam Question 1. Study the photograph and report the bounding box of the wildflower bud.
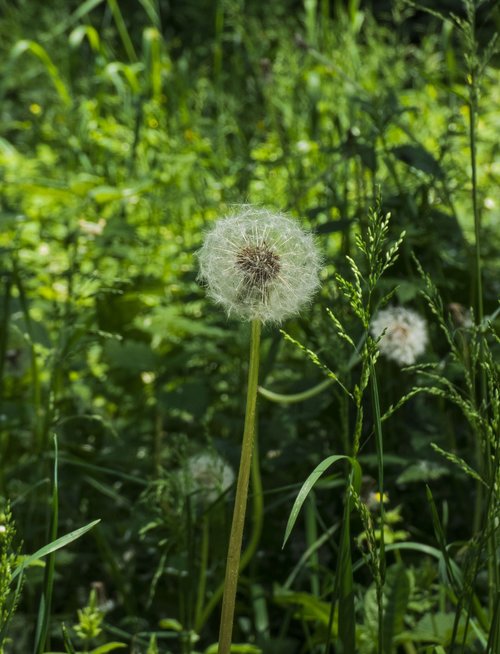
[197,206,321,323]
[370,306,428,366]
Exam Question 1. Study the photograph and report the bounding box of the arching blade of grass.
[12,520,101,581]
[282,454,361,548]
[9,40,71,106]
[283,456,361,654]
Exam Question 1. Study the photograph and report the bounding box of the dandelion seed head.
[197,206,321,323]
[181,452,235,506]
[370,306,428,366]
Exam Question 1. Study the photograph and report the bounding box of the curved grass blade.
[12,520,101,582]
[282,455,361,548]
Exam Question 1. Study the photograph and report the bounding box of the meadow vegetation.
[0,0,499,652]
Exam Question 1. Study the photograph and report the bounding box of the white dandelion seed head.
[370,306,428,366]
[197,206,322,324]
[181,452,235,506]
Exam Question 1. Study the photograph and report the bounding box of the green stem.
[196,432,264,631]
[11,261,42,450]
[466,15,494,615]
[217,320,261,654]
[370,361,386,654]
[107,0,137,62]
[195,515,210,630]
[258,378,334,404]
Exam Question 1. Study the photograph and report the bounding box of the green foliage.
[74,590,104,641]
[0,0,498,652]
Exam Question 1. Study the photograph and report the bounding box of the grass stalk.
[217,320,261,654]
[33,435,59,654]
[194,515,210,631]
[464,4,495,619]
[11,261,43,451]
[370,362,386,654]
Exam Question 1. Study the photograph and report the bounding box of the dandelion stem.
[217,320,261,654]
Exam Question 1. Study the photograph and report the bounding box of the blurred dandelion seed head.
[197,206,321,323]
[181,452,235,506]
[370,306,428,366]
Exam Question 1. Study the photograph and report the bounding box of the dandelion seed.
[197,206,321,323]
[370,306,428,366]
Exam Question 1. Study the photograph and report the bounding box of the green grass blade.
[143,27,162,101]
[336,495,355,654]
[10,40,71,106]
[382,565,410,654]
[282,455,361,548]
[107,0,138,62]
[425,486,459,590]
[12,520,101,582]
[34,435,59,654]
[485,592,499,654]
[61,623,77,653]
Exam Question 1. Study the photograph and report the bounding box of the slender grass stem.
[11,261,42,451]
[465,9,495,617]
[217,320,261,654]
[195,515,210,630]
[370,361,386,654]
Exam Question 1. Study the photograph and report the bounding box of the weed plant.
[0,0,498,652]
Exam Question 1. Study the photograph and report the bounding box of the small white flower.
[181,452,235,506]
[197,206,321,323]
[370,307,428,366]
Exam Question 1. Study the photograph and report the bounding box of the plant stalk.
[217,320,261,654]
[370,361,386,654]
